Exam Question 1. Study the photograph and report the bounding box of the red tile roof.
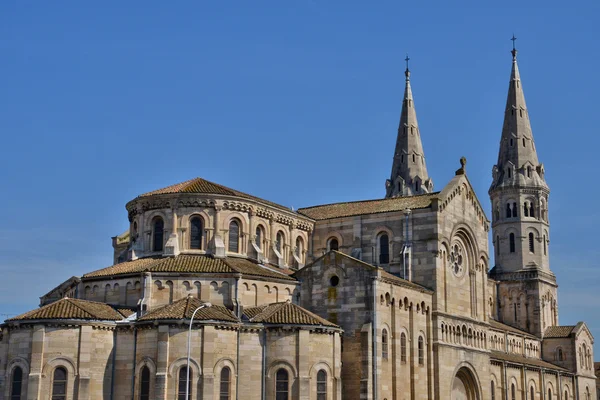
[544,325,576,338]
[297,192,438,220]
[490,351,567,371]
[244,302,339,328]
[136,177,294,213]
[8,298,124,322]
[138,296,238,322]
[489,319,538,339]
[83,255,296,282]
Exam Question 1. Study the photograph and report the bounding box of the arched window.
[564,390,568,400]
[220,367,230,400]
[52,367,68,400]
[530,386,535,400]
[295,237,303,257]
[522,137,525,146]
[140,366,150,400]
[276,231,284,253]
[511,384,516,400]
[228,220,240,253]
[509,233,515,253]
[527,166,532,177]
[316,370,327,400]
[543,235,547,255]
[413,154,416,163]
[529,233,535,253]
[496,236,500,256]
[276,368,289,400]
[10,366,22,400]
[328,238,339,251]
[557,348,563,361]
[548,388,552,399]
[152,217,164,252]
[529,203,534,218]
[379,233,389,264]
[512,202,518,217]
[491,382,495,400]
[178,367,191,400]
[190,216,203,250]
[415,180,420,192]
[382,329,389,359]
[508,168,512,178]
[506,203,512,218]
[132,221,138,239]
[524,202,529,217]
[255,226,263,249]
[418,336,424,365]
[586,387,590,400]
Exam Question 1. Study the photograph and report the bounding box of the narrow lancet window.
[509,233,515,253]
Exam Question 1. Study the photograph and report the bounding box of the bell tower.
[489,39,557,337]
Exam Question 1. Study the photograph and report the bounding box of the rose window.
[450,244,465,277]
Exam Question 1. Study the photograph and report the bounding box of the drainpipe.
[130,328,138,400]
[372,276,378,400]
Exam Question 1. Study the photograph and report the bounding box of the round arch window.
[330,275,340,287]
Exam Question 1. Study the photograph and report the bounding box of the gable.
[437,174,490,231]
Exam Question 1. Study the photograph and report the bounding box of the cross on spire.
[511,34,518,60]
[404,53,410,80]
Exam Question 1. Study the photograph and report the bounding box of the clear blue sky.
[1,2,599,350]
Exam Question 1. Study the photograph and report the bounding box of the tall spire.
[490,38,547,191]
[385,55,433,198]
[489,39,554,336]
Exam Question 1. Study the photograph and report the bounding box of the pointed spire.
[386,56,433,198]
[490,38,547,191]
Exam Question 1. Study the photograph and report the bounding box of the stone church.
[0,46,596,400]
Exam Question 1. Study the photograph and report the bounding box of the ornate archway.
[451,367,480,400]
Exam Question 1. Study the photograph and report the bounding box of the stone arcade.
[0,46,596,399]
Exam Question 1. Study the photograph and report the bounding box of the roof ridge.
[251,302,287,322]
[283,302,336,326]
[297,191,441,211]
[65,298,102,319]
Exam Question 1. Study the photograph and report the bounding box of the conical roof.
[490,48,548,191]
[386,61,432,198]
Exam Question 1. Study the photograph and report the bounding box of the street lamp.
[186,301,212,400]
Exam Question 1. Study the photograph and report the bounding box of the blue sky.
[1,2,599,350]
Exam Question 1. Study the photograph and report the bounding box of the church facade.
[0,47,596,400]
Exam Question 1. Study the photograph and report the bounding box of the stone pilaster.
[26,325,44,400]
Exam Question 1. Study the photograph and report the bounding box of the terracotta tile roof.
[138,296,238,322]
[7,298,124,322]
[244,302,339,328]
[83,256,164,278]
[378,269,433,293]
[544,325,576,338]
[116,308,137,318]
[489,319,538,338]
[490,351,567,371]
[137,177,293,213]
[297,192,438,221]
[83,255,296,281]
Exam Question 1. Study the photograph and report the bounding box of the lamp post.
[186,301,211,400]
